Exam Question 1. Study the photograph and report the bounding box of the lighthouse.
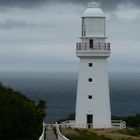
[75,1,112,129]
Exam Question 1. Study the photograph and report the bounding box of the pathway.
[46,130,57,140]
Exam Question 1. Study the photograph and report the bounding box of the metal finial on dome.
[88,1,100,8]
[82,0,104,17]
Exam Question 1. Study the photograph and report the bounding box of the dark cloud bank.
[1,0,140,10]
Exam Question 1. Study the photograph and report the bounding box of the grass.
[61,128,140,140]
[116,128,140,137]
[61,128,111,140]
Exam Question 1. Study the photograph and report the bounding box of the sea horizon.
[0,71,140,123]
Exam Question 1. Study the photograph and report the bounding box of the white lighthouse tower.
[75,1,112,129]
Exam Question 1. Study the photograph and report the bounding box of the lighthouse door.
[89,39,93,49]
[87,114,93,128]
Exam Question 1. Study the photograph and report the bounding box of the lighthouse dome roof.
[82,2,105,18]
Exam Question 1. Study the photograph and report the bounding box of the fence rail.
[55,122,69,140]
[44,120,126,130]
[112,120,126,129]
[38,123,45,140]
[38,120,126,140]
[76,42,111,51]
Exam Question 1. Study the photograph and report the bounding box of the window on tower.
[89,63,93,67]
[88,78,92,82]
[82,18,86,36]
[88,95,92,99]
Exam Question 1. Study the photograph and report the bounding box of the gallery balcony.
[76,42,111,58]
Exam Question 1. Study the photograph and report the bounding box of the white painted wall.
[75,2,112,129]
[75,58,112,128]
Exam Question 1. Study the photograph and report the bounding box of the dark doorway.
[89,39,93,49]
[87,114,93,128]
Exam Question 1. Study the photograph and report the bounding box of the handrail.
[55,122,69,140]
[112,120,126,129]
[76,42,110,51]
[38,123,45,140]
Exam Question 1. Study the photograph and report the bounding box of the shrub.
[0,84,46,140]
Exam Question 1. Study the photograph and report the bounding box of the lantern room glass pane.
[84,18,105,37]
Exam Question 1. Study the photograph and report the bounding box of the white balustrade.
[76,42,110,51]
[38,123,45,140]
[55,122,69,140]
[38,120,126,140]
[112,120,126,129]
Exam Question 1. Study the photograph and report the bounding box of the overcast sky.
[0,0,140,73]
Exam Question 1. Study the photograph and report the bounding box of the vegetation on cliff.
[0,84,46,140]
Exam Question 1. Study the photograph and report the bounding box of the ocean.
[0,72,140,123]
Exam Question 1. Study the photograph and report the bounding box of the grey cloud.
[0,0,46,8]
[0,19,56,29]
[0,0,139,73]
[0,0,140,10]
[0,19,27,29]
